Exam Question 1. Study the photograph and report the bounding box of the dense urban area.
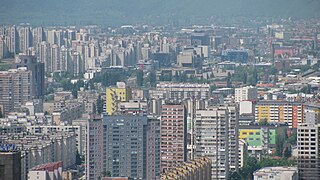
[0,17,319,180]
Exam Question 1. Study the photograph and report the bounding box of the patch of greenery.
[0,63,11,71]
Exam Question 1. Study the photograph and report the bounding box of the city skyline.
[0,4,319,179]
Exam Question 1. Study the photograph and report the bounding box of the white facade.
[155,82,210,100]
[0,133,77,180]
[297,122,320,179]
[253,166,298,180]
[235,86,257,103]
[26,125,84,155]
[238,139,248,168]
[195,105,239,180]
[239,101,254,115]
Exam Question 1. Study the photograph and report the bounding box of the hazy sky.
[0,0,319,25]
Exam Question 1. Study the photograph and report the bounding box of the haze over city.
[1,0,320,25]
[0,1,320,180]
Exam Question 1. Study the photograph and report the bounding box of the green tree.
[75,150,82,165]
[258,118,269,126]
[90,82,95,90]
[283,148,292,158]
[101,170,111,178]
[210,84,217,92]
[275,128,287,156]
[160,72,172,81]
[228,172,242,180]
[178,72,188,82]
[287,131,297,145]
[72,89,78,98]
[301,85,312,94]
[243,72,247,84]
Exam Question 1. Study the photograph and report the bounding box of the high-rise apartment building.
[255,101,304,128]
[0,36,8,59]
[5,26,19,54]
[87,116,104,180]
[86,115,160,180]
[13,55,45,98]
[71,51,84,77]
[297,123,320,179]
[46,30,57,46]
[0,68,32,115]
[147,117,161,180]
[304,103,320,123]
[195,105,239,180]
[51,44,60,72]
[18,26,32,54]
[297,103,320,179]
[32,27,45,53]
[60,46,70,72]
[160,104,187,173]
[235,86,257,103]
[0,150,21,180]
[39,41,50,73]
[106,82,132,115]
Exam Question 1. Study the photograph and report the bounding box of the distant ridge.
[0,0,320,25]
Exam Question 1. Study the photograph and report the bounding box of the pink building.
[160,104,187,173]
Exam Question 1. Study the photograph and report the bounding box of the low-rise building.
[28,161,63,180]
[239,125,287,157]
[253,166,298,180]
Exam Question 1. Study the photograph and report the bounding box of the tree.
[275,128,287,157]
[136,70,144,87]
[160,72,172,81]
[75,150,82,165]
[210,84,217,92]
[229,172,242,180]
[90,82,95,90]
[102,170,111,177]
[301,85,312,94]
[72,89,78,99]
[230,156,260,180]
[283,147,292,158]
[178,72,188,82]
[258,118,269,126]
[287,131,297,145]
[243,72,247,84]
